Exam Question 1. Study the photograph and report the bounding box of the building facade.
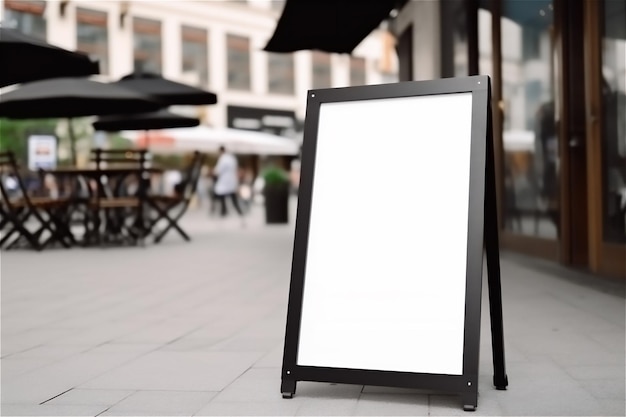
[1,0,397,138]
[392,0,625,279]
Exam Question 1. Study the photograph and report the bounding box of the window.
[227,34,251,90]
[181,25,208,87]
[268,53,294,94]
[271,1,286,12]
[312,51,331,89]
[76,8,108,75]
[350,56,366,86]
[133,17,162,74]
[3,0,46,40]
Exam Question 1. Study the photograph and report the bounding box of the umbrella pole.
[68,118,77,166]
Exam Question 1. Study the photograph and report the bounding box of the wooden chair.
[0,152,74,250]
[147,151,206,243]
[88,148,150,245]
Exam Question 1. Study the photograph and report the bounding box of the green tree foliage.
[0,118,58,163]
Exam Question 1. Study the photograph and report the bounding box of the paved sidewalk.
[1,200,624,416]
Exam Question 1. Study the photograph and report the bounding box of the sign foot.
[281,379,296,399]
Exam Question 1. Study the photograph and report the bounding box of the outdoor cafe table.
[44,166,164,246]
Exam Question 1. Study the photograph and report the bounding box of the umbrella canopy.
[0,77,163,119]
[93,109,200,132]
[114,71,218,106]
[0,27,99,88]
[121,126,300,155]
[264,0,397,54]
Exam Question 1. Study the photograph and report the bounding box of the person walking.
[212,145,244,221]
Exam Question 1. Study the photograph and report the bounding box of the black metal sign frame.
[281,75,507,411]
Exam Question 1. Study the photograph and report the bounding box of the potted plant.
[262,165,290,224]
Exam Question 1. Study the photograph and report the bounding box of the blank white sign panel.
[297,92,474,375]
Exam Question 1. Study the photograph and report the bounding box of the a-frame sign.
[281,75,508,411]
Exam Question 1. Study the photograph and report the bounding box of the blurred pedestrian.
[212,145,244,220]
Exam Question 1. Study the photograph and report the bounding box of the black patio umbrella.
[114,71,218,106]
[0,77,163,164]
[0,27,99,88]
[93,109,200,149]
[0,77,163,119]
[92,109,200,132]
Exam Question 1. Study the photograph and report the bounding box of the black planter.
[263,182,289,224]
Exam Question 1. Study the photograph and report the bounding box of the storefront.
[265,0,624,279]
[392,0,625,278]
[226,104,301,174]
[226,105,297,138]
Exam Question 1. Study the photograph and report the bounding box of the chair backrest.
[0,151,35,212]
[90,148,151,198]
[90,148,150,169]
[172,151,206,201]
[0,151,28,207]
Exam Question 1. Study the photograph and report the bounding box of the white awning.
[121,125,300,156]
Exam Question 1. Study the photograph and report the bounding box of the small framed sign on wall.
[280,75,507,411]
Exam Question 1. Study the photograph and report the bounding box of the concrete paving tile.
[211,368,290,403]
[579,379,626,400]
[159,337,223,352]
[551,290,625,328]
[113,319,206,344]
[599,399,626,417]
[495,362,607,416]
[207,336,280,352]
[1,351,146,404]
[99,411,193,417]
[81,351,264,391]
[565,365,626,380]
[429,393,505,416]
[194,401,302,416]
[234,317,287,340]
[183,320,252,342]
[0,316,62,335]
[102,390,217,416]
[550,350,625,366]
[1,371,70,405]
[588,331,626,353]
[46,320,151,347]
[0,403,108,416]
[85,342,161,355]
[295,381,364,399]
[1,357,62,380]
[295,398,358,416]
[1,327,78,357]
[355,393,429,415]
[252,343,284,368]
[361,386,431,395]
[46,388,134,406]
[5,345,87,359]
[508,330,609,358]
[497,388,607,417]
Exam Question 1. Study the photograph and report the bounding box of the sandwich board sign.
[280,75,507,411]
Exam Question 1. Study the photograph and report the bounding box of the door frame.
[583,0,626,279]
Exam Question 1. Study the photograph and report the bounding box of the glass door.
[492,0,562,259]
